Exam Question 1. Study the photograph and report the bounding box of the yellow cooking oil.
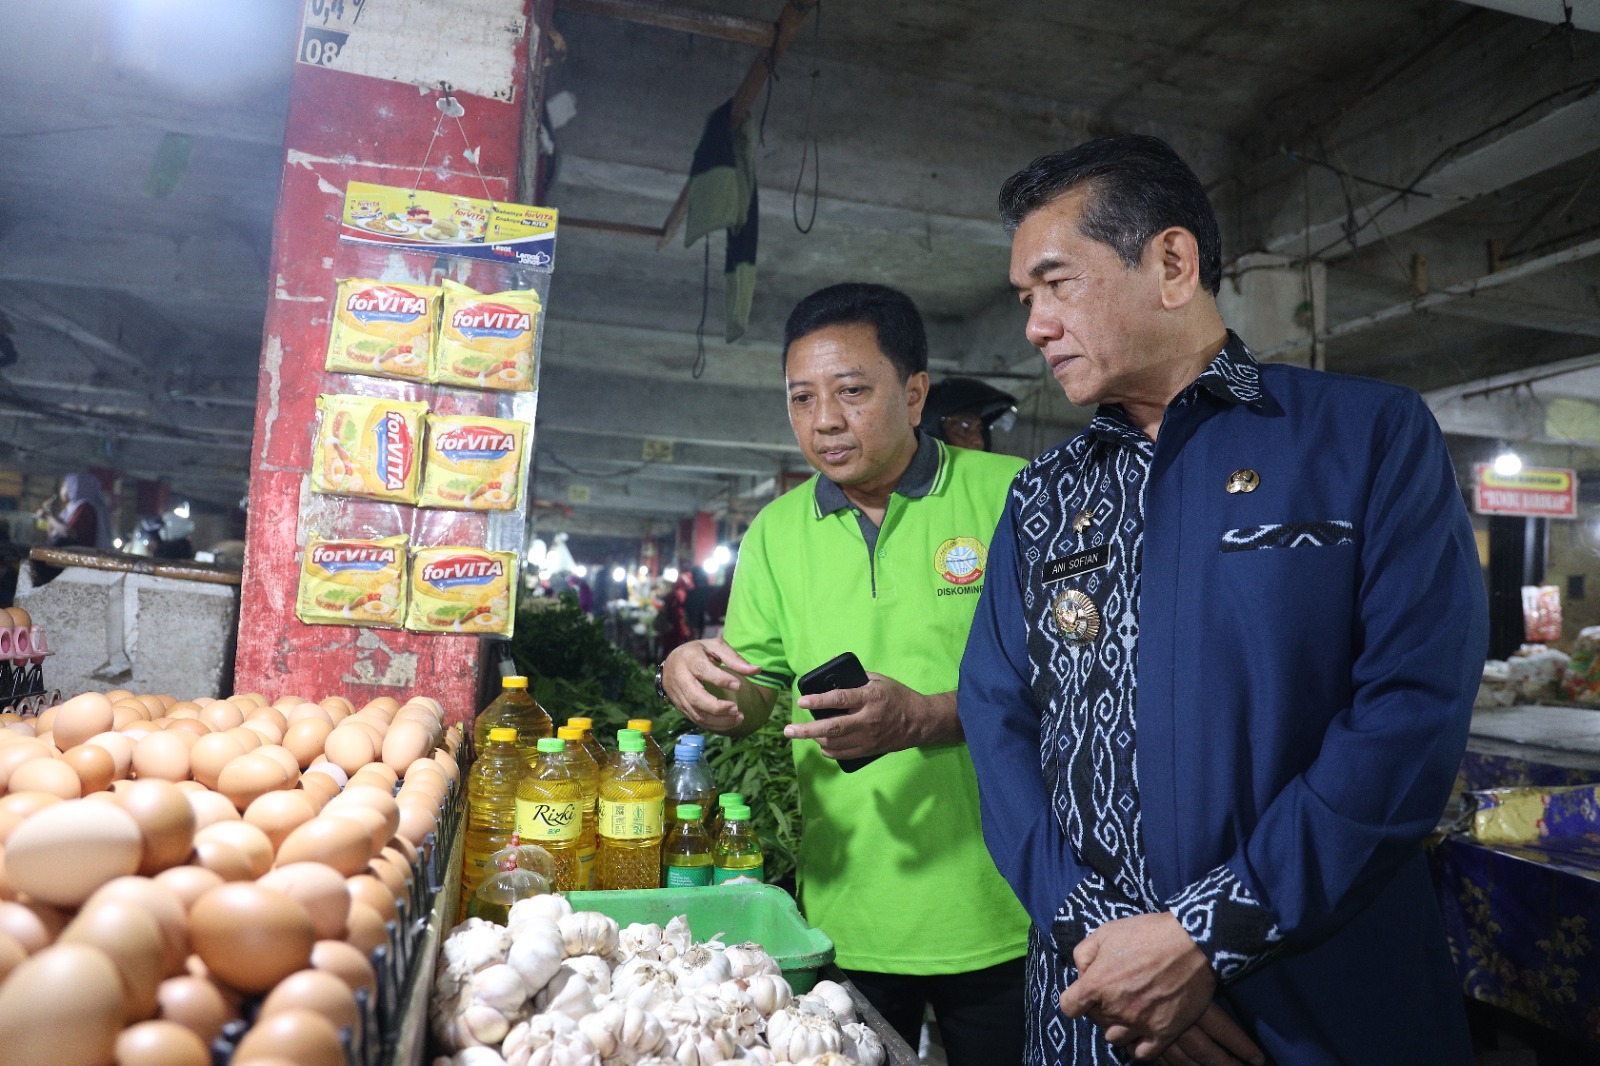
[627,718,666,779]
[558,725,600,889]
[662,803,713,887]
[713,804,764,885]
[596,730,664,890]
[566,716,610,775]
[461,726,523,918]
[515,737,585,891]
[475,676,552,765]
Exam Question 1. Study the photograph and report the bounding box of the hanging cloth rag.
[684,98,759,342]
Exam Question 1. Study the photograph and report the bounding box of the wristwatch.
[654,662,668,702]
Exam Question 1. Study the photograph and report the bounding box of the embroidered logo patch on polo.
[934,537,987,586]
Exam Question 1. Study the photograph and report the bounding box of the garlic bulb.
[669,943,734,993]
[469,963,532,1016]
[669,1021,741,1066]
[721,943,781,981]
[559,911,621,959]
[508,928,566,996]
[442,1050,509,1066]
[660,914,693,961]
[576,1001,669,1061]
[736,1049,776,1066]
[444,919,513,976]
[737,974,792,1017]
[502,1013,600,1066]
[565,954,613,995]
[794,1055,856,1066]
[510,893,574,927]
[688,983,763,1047]
[618,921,666,961]
[612,957,680,1012]
[534,965,600,1021]
[839,1021,884,1066]
[765,1005,842,1063]
[805,982,855,1025]
[437,1001,515,1050]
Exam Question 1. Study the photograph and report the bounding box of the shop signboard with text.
[1474,465,1578,519]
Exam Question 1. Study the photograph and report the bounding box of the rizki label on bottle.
[515,799,580,841]
[599,799,663,840]
[665,864,714,888]
[714,864,764,886]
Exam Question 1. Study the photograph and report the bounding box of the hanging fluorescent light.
[612,566,626,583]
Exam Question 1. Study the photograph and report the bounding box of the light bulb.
[1492,450,1523,477]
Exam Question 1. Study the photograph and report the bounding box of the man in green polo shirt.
[659,282,1030,1064]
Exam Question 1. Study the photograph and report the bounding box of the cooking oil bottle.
[662,803,713,887]
[596,731,664,890]
[462,726,523,918]
[468,833,550,924]
[516,738,585,891]
[627,718,666,778]
[709,791,744,840]
[475,676,552,764]
[557,724,600,889]
[713,804,764,886]
[664,738,717,841]
[566,716,609,773]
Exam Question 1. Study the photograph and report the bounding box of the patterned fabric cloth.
[1011,336,1282,1065]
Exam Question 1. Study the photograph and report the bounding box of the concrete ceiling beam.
[553,154,1013,249]
[537,364,802,453]
[1246,13,1600,259]
[1260,235,1600,359]
[1327,265,1600,338]
[555,0,776,47]
[537,426,794,477]
[1455,0,1600,31]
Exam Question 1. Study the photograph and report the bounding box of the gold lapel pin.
[1226,469,1260,494]
[1072,509,1092,534]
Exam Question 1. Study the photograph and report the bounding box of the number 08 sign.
[299,0,362,68]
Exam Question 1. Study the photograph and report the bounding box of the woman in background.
[30,472,112,586]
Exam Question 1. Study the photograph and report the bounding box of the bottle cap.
[680,734,705,749]
[627,718,654,733]
[502,676,528,689]
[676,804,702,820]
[719,793,744,808]
[567,717,593,730]
[536,737,566,753]
[726,805,752,821]
[674,740,700,760]
[619,734,646,753]
[617,728,643,744]
[557,726,584,741]
[488,727,517,742]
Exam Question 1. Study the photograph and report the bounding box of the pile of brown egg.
[0,689,460,1066]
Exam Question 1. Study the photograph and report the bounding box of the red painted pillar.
[691,511,717,567]
[235,3,544,723]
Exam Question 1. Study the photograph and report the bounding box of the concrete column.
[234,1,545,723]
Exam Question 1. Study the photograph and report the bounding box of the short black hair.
[998,134,1222,296]
[782,283,928,382]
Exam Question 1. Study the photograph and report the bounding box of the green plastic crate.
[566,883,834,992]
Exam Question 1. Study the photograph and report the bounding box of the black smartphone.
[796,651,881,773]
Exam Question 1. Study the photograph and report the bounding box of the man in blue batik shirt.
[958,134,1487,1066]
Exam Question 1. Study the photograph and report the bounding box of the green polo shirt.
[725,434,1031,973]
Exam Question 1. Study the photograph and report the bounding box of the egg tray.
[0,662,56,712]
[209,740,469,1066]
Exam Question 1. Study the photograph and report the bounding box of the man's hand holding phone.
[789,653,961,771]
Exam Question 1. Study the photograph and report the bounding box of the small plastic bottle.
[596,731,665,890]
[475,676,552,765]
[662,803,714,888]
[558,724,600,890]
[461,726,523,918]
[468,833,551,924]
[664,738,717,842]
[709,791,745,841]
[566,716,610,774]
[713,804,764,886]
[627,718,667,779]
[516,737,586,891]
